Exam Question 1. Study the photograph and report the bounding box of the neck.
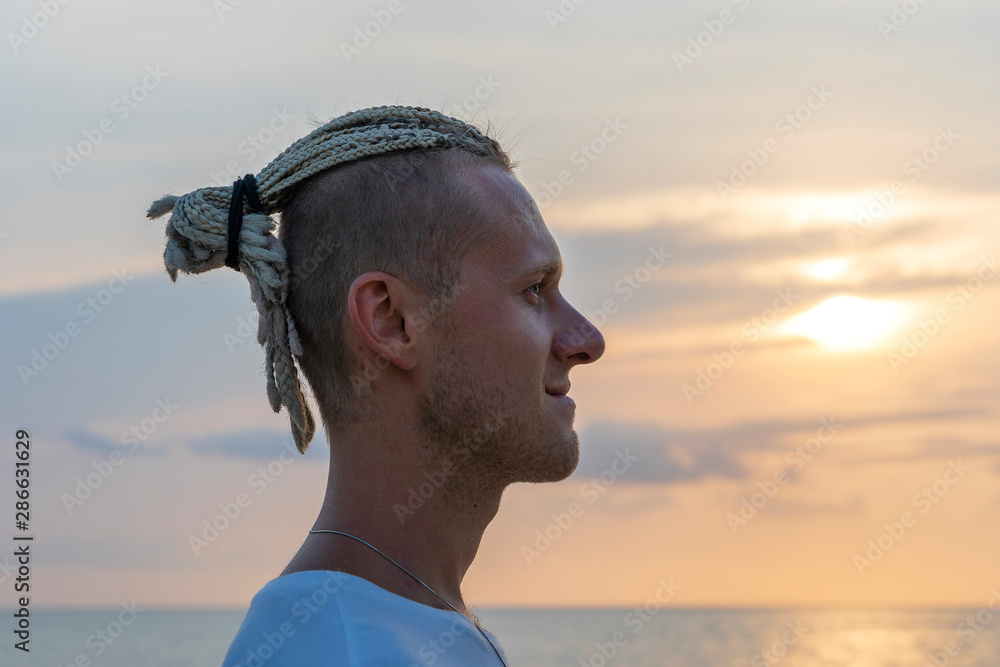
[281,404,505,618]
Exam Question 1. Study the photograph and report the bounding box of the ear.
[347,271,422,371]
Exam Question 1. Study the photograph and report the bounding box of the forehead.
[460,164,562,276]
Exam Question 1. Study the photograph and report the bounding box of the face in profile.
[415,162,606,489]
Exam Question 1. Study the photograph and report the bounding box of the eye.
[525,281,547,299]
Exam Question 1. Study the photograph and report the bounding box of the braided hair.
[147,106,512,454]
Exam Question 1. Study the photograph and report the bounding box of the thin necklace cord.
[308,529,508,666]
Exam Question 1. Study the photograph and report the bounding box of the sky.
[0,0,998,612]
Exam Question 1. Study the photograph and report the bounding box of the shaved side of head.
[279,148,513,435]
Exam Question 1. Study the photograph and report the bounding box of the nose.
[554,302,606,366]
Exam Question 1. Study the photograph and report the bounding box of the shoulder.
[221,571,355,666]
[221,570,507,666]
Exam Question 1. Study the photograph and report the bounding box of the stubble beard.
[415,333,580,497]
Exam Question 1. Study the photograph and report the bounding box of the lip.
[545,380,574,408]
[547,392,575,407]
[545,381,571,396]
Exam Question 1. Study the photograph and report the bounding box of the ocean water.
[5,607,999,666]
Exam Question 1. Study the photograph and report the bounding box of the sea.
[4,608,999,666]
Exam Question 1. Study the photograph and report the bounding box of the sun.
[802,257,851,282]
[779,295,911,352]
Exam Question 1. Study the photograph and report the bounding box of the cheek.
[495,315,552,384]
[453,278,554,372]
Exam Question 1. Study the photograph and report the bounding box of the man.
[148,106,604,665]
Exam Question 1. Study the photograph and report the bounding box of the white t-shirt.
[220,570,508,666]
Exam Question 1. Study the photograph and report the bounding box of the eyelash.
[526,281,547,298]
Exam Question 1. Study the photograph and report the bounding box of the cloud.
[63,428,165,458]
[574,409,986,485]
[764,495,866,516]
[0,271,277,432]
[557,216,994,332]
[184,428,327,461]
[574,420,751,484]
[837,437,1000,469]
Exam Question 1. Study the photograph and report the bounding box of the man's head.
[149,105,604,475]
[281,147,605,486]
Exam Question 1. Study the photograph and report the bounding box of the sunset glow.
[802,257,851,282]
[2,0,998,619]
[779,296,912,352]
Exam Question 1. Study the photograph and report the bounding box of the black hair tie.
[225,173,265,271]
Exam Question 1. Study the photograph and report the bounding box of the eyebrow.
[519,259,564,282]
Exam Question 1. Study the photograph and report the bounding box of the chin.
[516,429,580,484]
[551,429,581,480]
